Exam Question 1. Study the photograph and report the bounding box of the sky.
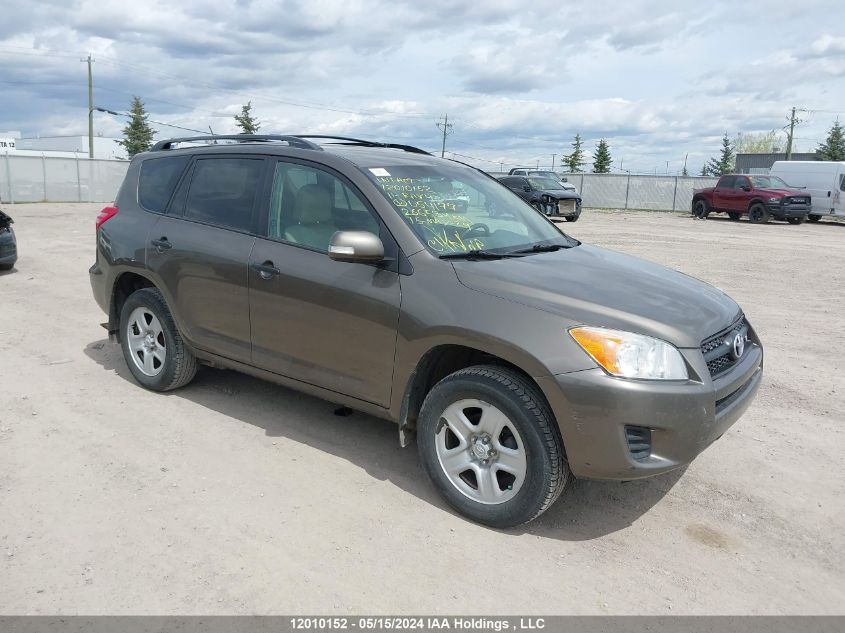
[0,0,843,173]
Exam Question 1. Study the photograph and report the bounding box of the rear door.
[712,175,736,210]
[248,159,401,406]
[146,155,267,363]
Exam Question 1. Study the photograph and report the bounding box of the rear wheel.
[728,212,741,221]
[808,214,821,222]
[417,365,569,528]
[787,216,806,225]
[564,215,579,222]
[119,288,197,392]
[748,203,769,224]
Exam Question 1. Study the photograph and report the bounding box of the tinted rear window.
[185,158,264,232]
[138,156,189,213]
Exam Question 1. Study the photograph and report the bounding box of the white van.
[769,161,845,221]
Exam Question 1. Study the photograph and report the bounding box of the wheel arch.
[396,343,553,447]
[747,197,767,211]
[107,270,158,334]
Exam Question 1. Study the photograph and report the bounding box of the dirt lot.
[1,203,843,615]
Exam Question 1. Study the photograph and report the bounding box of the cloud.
[1,0,844,170]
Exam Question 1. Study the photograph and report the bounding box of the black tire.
[417,365,569,528]
[748,203,769,224]
[564,215,579,222]
[808,215,821,223]
[0,263,13,271]
[692,198,708,218]
[119,287,197,392]
[728,212,741,221]
[786,216,806,225]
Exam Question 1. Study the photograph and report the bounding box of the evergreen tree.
[817,121,845,161]
[563,133,586,172]
[699,164,708,176]
[592,139,612,173]
[705,133,734,176]
[235,101,261,134]
[116,96,154,158]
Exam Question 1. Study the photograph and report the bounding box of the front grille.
[701,316,749,377]
[787,196,810,205]
[625,426,652,461]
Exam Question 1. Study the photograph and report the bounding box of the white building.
[16,135,126,160]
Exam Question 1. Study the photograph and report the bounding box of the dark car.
[498,175,582,221]
[90,134,762,527]
[692,174,811,224]
[0,210,17,270]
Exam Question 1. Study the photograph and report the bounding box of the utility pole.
[785,106,797,160]
[551,154,556,171]
[436,114,452,158]
[81,54,94,158]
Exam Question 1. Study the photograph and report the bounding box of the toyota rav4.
[90,134,763,527]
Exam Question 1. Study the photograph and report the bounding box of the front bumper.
[767,202,810,218]
[536,337,763,480]
[540,198,582,218]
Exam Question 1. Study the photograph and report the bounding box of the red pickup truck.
[692,174,811,224]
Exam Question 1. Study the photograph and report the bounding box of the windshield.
[366,164,573,255]
[750,175,789,188]
[527,177,565,190]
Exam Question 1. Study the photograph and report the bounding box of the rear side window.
[185,158,264,232]
[717,176,736,188]
[138,156,190,213]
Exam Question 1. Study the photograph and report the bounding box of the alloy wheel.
[435,399,527,505]
[126,306,167,377]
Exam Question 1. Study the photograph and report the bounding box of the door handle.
[151,237,172,252]
[251,261,280,279]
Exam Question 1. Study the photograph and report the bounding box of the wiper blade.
[439,249,525,260]
[508,243,569,254]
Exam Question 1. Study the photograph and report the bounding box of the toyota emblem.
[730,333,746,360]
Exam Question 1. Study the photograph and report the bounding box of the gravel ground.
[0,203,843,615]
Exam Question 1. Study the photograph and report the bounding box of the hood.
[756,187,806,197]
[452,244,740,348]
[540,189,581,200]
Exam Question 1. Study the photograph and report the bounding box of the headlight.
[569,326,688,380]
[767,197,782,203]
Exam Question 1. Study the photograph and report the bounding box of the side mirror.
[742,186,751,192]
[328,231,385,263]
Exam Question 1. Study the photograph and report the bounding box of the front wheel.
[808,214,821,223]
[564,215,579,222]
[119,288,197,392]
[748,203,769,224]
[417,365,569,527]
[787,216,806,225]
[692,199,708,218]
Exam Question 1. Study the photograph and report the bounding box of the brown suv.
[90,135,763,527]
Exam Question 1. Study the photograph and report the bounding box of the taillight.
[96,205,119,231]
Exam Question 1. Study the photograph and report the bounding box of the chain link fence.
[564,173,719,211]
[1,152,718,212]
[0,153,129,203]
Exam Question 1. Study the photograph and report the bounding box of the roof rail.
[294,135,431,155]
[150,134,323,152]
